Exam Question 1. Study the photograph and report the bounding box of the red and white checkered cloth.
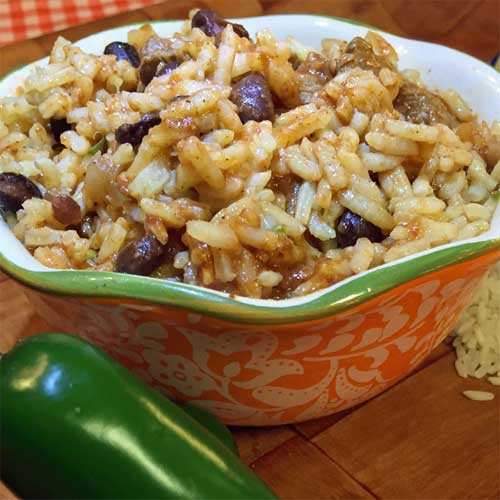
[0,0,160,46]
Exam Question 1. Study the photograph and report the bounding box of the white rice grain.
[462,390,495,401]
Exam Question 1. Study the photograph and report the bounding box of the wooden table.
[1,1,499,499]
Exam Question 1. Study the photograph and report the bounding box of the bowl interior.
[0,15,499,321]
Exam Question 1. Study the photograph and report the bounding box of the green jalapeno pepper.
[0,333,276,500]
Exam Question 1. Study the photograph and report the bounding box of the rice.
[453,261,500,387]
[462,390,495,401]
[0,9,499,299]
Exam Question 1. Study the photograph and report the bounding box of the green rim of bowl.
[1,239,498,324]
[1,15,499,325]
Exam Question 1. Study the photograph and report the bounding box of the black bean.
[139,58,162,86]
[139,36,168,84]
[191,9,249,45]
[115,112,161,146]
[137,35,184,86]
[140,56,182,86]
[230,73,274,123]
[51,194,82,226]
[0,172,42,213]
[336,209,384,248]
[76,212,97,239]
[228,21,249,40]
[115,234,165,276]
[49,118,72,143]
[104,41,141,68]
[155,59,182,77]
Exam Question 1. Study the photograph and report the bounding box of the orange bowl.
[1,15,500,425]
[6,248,496,425]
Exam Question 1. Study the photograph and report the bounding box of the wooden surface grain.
[0,1,499,499]
[313,353,500,500]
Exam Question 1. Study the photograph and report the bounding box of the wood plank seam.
[310,352,500,500]
[250,434,378,499]
[249,433,297,467]
[247,428,381,498]
[308,439,382,500]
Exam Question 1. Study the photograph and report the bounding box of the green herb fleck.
[88,137,107,156]
[86,249,97,261]
[273,225,287,235]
